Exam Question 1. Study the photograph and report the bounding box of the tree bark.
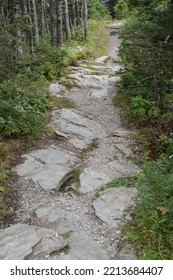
[83,0,88,41]
[71,0,77,28]
[41,0,46,36]
[30,0,39,44]
[64,0,71,39]
[50,0,57,46]
[76,0,81,26]
[27,0,34,53]
[56,0,63,48]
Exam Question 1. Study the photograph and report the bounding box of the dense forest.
[0,0,173,259]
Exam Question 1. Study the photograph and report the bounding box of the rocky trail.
[0,22,140,260]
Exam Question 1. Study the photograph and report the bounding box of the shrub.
[88,0,111,20]
[124,156,173,259]
[114,0,129,19]
[35,39,68,78]
[0,80,49,136]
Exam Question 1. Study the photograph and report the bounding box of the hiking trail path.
[0,22,140,260]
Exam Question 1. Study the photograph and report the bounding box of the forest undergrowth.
[113,0,173,260]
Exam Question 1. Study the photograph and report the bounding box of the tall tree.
[30,0,39,44]
[56,0,63,47]
[83,0,88,41]
[40,0,46,35]
[50,0,57,46]
[27,0,34,53]
[63,0,71,39]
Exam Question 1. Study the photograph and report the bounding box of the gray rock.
[112,129,133,137]
[109,76,120,86]
[60,231,110,260]
[80,64,106,71]
[35,207,76,234]
[90,88,108,98]
[115,143,133,157]
[116,244,137,260]
[49,82,66,96]
[67,73,110,89]
[68,66,104,75]
[28,145,78,166]
[79,160,140,193]
[30,165,73,191]
[95,56,109,64]
[79,168,111,193]
[0,224,66,260]
[109,22,124,30]
[51,109,107,150]
[93,187,137,228]
[13,146,79,191]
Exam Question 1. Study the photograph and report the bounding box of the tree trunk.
[56,0,63,48]
[10,0,23,60]
[83,0,88,41]
[30,0,39,44]
[41,0,46,36]
[64,0,71,39]
[27,0,34,53]
[71,0,77,28]
[50,0,57,46]
[76,0,81,26]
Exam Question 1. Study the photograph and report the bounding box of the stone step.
[59,230,110,260]
[50,109,107,150]
[79,160,140,194]
[93,187,137,228]
[0,224,66,260]
[13,145,80,191]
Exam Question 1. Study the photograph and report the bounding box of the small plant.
[0,80,50,136]
[114,0,129,19]
[123,156,173,259]
[131,96,160,124]
[94,176,138,199]
[50,96,75,109]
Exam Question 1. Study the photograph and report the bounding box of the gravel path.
[0,22,139,260]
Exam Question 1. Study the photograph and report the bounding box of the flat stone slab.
[95,56,109,64]
[93,187,137,228]
[59,231,110,260]
[109,22,124,30]
[35,207,77,235]
[51,109,107,150]
[79,159,140,193]
[13,145,79,191]
[67,73,111,89]
[115,143,133,157]
[90,88,108,98]
[79,168,111,193]
[0,224,66,260]
[68,66,104,75]
[49,82,66,96]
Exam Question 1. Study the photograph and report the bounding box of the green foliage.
[124,156,173,259]
[35,39,68,78]
[95,176,138,199]
[115,7,173,156]
[50,96,75,109]
[114,0,129,19]
[131,96,160,123]
[88,0,111,20]
[115,1,173,259]
[0,80,49,136]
